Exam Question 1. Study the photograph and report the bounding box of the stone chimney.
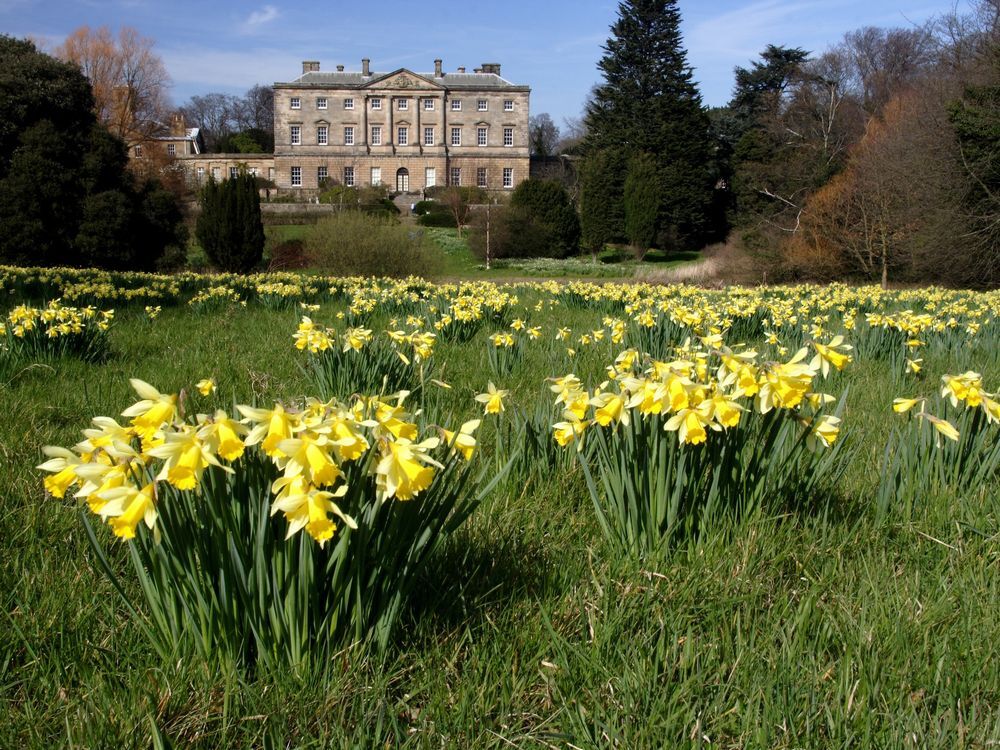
[481,63,501,75]
[473,67,482,74]
[336,64,345,72]
[170,112,186,136]
[302,60,320,74]
[434,58,442,77]
[362,58,370,76]
[457,66,466,73]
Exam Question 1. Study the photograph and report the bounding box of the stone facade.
[177,154,276,186]
[273,59,530,193]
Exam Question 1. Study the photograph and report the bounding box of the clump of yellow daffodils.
[550,336,846,451]
[38,379,481,547]
[891,371,1000,446]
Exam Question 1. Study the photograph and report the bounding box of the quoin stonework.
[273,58,530,193]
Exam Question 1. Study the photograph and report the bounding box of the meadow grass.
[2,287,1000,748]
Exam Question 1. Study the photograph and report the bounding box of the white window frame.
[502,167,513,189]
[504,99,514,111]
[397,98,408,111]
[290,125,301,145]
[477,127,487,147]
[344,126,355,146]
[371,97,382,110]
[211,166,221,180]
[343,166,355,187]
[450,167,461,186]
[317,125,328,145]
[450,127,461,146]
[425,167,436,188]
[290,97,301,109]
[503,127,514,147]
[476,167,487,188]
[370,166,382,186]
[371,125,382,145]
[423,126,434,146]
[451,99,462,111]
[290,166,302,186]
[134,144,142,157]
[317,97,328,109]
[477,99,488,111]
[397,126,408,146]
[166,143,176,156]
[344,98,354,110]
[196,166,205,181]
[317,165,328,183]
[230,167,238,180]
[423,98,435,111]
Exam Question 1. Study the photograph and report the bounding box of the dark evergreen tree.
[196,171,265,273]
[584,0,717,249]
[0,35,185,269]
[578,148,627,257]
[624,152,659,255]
[949,62,1000,286]
[509,178,581,257]
[731,45,810,130]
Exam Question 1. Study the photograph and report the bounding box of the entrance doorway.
[396,167,409,192]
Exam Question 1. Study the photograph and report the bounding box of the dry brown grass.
[635,237,769,286]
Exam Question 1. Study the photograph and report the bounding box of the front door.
[396,168,409,192]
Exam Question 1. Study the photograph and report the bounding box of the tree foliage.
[949,64,1000,286]
[584,0,718,249]
[624,152,659,255]
[179,86,275,153]
[0,35,184,270]
[55,25,170,149]
[578,147,627,256]
[528,113,560,157]
[196,172,265,273]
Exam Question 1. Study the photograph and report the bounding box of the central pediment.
[366,69,441,90]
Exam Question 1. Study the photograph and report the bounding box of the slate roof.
[275,69,528,91]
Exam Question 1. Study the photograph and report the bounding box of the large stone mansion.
[160,58,531,195]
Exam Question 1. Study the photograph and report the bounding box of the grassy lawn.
[187,221,705,282]
[2,276,999,747]
[424,227,704,281]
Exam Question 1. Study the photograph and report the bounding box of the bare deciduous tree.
[56,26,171,148]
[529,113,560,157]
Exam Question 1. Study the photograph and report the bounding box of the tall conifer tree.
[584,0,717,250]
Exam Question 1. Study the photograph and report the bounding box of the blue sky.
[7,0,955,126]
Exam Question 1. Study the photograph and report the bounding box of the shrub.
[267,238,309,270]
[509,178,580,258]
[305,211,442,277]
[417,208,457,228]
[468,205,551,261]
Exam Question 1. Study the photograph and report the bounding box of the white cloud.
[240,5,280,34]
